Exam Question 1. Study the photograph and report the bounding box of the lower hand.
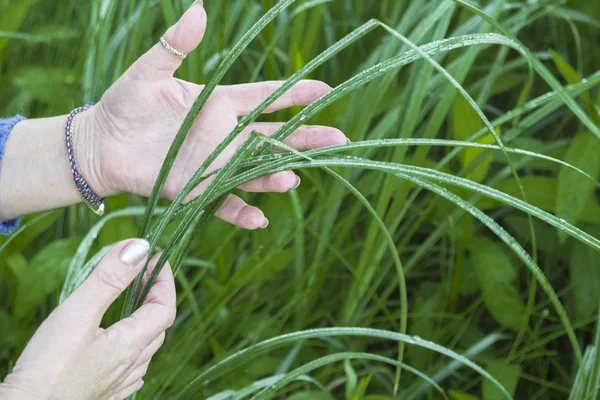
[0,240,175,400]
[79,1,348,229]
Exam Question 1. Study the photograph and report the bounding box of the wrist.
[0,116,82,220]
[74,106,119,199]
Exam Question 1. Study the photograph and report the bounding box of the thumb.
[130,1,207,80]
[65,239,150,324]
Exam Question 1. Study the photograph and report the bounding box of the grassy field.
[1,0,600,399]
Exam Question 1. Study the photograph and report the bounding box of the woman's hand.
[0,1,346,224]
[78,1,347,229]
[0,240,175,400]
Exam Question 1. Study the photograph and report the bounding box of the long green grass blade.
[174,328,511,400]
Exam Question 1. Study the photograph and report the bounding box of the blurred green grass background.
[1,0,600,399]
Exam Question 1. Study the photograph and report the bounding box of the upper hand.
[0,240,175,400]
[80,2,348,229]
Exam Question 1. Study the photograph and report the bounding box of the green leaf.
[569,239,600,321]
[504,216,560,257]
[556,132,600,243]
[0,309,18,349]
[344,359,358,400]
[288,392,335,400]
[449,390,481,400]
[478,176,600,225]
[9,66,74,107]
[350,373,373,400]
[14,238,80,319]
[549,49,598,121]
[452,95,498,183]
[0,211,60,255]
[482,361,521,400]
[0,0,39,60]
[469,238,526,331]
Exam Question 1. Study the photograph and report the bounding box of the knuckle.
[104,319,131,342]
[161,181,178,200]
[167,305,177,326]
[268,172,286,189]
[126,344,145,368]
[95,266,130,294]
[236,205,254,226]
[141,361,151,376]
[211,86,230,104]
[157,332,166,347]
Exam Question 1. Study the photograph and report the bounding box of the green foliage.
[570,238,600,321]
[12,238,80,319]
[556,133,600,243]
[483,361,521,400]
[470,238,526,331]
[1,0,600,399]
[288,392,335,400]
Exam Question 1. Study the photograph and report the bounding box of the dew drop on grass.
[413,335,421,341]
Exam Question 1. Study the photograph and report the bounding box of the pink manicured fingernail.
[120,239,150,268]
[261,219,270,229]
[293,176,302,189]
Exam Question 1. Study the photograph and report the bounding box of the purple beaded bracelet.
[65,104,105,216]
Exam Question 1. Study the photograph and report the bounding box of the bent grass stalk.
[174,327,511,400]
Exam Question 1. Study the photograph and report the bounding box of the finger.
[238,171,301,193]
[114,380,144,400]
[134,333,165,369]
[243,122,349,151]
[119,360,151,392]
[129,1,206,81]
[109,256,176,347]
[65,239,150,324]
[215,194,269,230]
[225,80,332,116]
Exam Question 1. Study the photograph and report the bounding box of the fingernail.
[120,239,150,268]
[292,176,302,189]
[189,0,202,9]
[261,219,270,229]
[137,380,145,390]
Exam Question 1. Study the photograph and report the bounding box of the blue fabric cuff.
[0,115,27,235]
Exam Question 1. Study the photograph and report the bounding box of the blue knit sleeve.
[0,115,26,235]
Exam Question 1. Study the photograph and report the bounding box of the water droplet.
[542,308,550,317]
[413,335,421,341]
